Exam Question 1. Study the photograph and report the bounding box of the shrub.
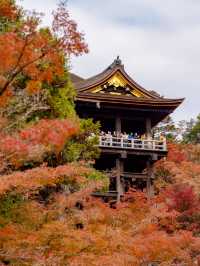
[164,183,199,214]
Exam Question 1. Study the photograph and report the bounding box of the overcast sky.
[17,0,200,121]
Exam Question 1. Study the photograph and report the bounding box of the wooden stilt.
[116,158,121,203]
[116,158,124,203]
[146,159,154,199]
[146,117,152,139]
[115,115,121,133]
[115,115,123,203]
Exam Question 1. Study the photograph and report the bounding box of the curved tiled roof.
[70,73,85,84]
[72,57,184,109]
[73,57,160,99]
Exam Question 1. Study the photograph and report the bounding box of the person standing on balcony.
[128,133,133,147]
[113,131,117,146]
[128,132,133,140]
[123,132,128,147]
[134,132,139,139]
[106,131,112,146]
[100,131,105,146]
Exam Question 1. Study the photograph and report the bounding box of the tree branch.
[0,49,47,96]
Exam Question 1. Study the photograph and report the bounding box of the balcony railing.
[99,136,167,151]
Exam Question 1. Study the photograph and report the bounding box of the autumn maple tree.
[0,1,200,266]
[0,0,88,99]
[0,0,89,171]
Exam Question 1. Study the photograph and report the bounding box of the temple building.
[71,57,184,201]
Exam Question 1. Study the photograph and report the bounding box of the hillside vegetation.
[0,1,200,266]
[0,144,200,265]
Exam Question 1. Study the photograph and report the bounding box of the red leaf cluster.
[0,163,90,196]
[0,119,78,169]
[20,119,78,153]
[52,1,89,56]
[0,0,18,20]
[0,0,88,102]
[167,142,187,163]
[164,183,199,214]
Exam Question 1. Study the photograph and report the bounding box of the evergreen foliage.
[63,118,101,163]
[183,114,200,143]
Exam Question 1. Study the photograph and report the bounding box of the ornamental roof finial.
[115,55,122,65]
[109,56,123,69]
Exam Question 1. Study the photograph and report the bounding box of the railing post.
[152,141,155,150]
[131,139,134,149]
[164,140,167,151]
[142,140,145,149]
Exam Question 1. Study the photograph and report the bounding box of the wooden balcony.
[99,136,167,152]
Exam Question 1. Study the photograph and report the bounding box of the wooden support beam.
[116,158,121,203]
[100,148,167,157]
[116,158,124,202]
[146,159,155,199]
[146,117,152,139]
[115,116,121,133]
[121,151,127,159]
[122,172,148,179]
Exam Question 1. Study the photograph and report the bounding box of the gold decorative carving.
[90,72,147,98]
[107,74,126,87]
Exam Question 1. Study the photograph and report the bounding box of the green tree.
[63,118,101,163]
[154,116,177,141]
[183,114,200,143]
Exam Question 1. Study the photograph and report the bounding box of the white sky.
[17,0,200,121]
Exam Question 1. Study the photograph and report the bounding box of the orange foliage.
[0,118,78,169]
[132,230,199,265]
[0,0,18,20]
[166,142,187,164]
[155,143,200,234]
[52,1,89,56]
[0,0,88,103]
[25,80,42,94]
[155,143,200,192]
[164,183,199,214]
[0,163,90,196]
[20,119,78,154]
[0,185,199,265]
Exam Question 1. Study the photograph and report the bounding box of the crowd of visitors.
[99,131,166,149]
[100,131,166,141]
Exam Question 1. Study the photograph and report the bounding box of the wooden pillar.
[116,158,124,202]
[115,116,121,133]
[115,115,124,202]
[120,159,125,195]
[146,118,152,139]
[146,159,154,199]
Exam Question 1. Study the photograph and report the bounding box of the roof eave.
[76,94,184,109]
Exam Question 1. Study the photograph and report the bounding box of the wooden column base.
[146,159,155,199]
[116,158,124,202]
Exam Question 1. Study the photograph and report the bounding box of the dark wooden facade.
[71,57,184,200]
